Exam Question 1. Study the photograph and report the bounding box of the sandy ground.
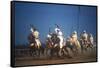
[15,47,97,67]
[15,56,97,67]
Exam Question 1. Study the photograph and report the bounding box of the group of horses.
[28,31,94,59]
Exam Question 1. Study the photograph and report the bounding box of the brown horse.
[45,37,53,57]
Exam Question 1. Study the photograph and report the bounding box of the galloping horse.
[65,37,81,57]
[80,33,94,53]
[45,33,53,57]
[28,33,37,56]
[49,33,60,57]
[45,24,69,58]
[46,32,70,58]
[65,31,81,56]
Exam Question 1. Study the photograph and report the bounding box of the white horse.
[54,26,64,48]
[80,31,90,53]
[70,31,81,55]
[55,27,66,57]
[31,28,41,48]
[30,28,42,56]
[88,34,94,47]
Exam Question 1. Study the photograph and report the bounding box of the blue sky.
[14,2,97,45]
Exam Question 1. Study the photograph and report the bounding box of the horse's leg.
[51,47,55,57]
[51,48,54,57]
[30,48,34,57]
[66,47,73,58]
[71,45,77,56]
[44,48,48,57]
[58,47,62,57]
[34,47,38,57]
[80,41,83,54]
[63,46,70,58]
[40,47,42,57]
[47,48,51,58]
[37,48,40,57]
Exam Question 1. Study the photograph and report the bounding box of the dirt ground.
[15,47,97,67]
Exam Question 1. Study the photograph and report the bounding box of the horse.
[80,34,94,54]
[28,33,37,57]
[45,33,60,58]
[45,37,53,58]
[80,35,94,53]
[46,33,70,58]
[65,36,81,57]
[28,32,43,57]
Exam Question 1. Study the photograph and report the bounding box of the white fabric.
[35,38,41,47]
[31,30,41,47]
[55,28,60,34]
[30,43,34,46]
[89,36,94,45]
[72,33,78,41]
[58,35,64,48]
[30,27,34,32]
[33,31,39,38]
[54,27,64,48]
[73,31,77,34]
[82,33,88,40]
[58,31,63,36]
[55,28,64,48]
[47,34,51,38]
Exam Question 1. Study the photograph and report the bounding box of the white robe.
[82,33,88,41]
[57,31,64,48]
[89,36,94,45]
[33,30,41,48]
[55,28,60,34]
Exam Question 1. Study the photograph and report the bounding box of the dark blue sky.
[14,2,97,45]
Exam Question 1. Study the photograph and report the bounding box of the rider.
[54,24,64,48]
[71,31,78,42]
[66,36,73,48]
[54,24,63,36]
[80,30,88,45]
[88,33,94,47]
[71,30,81,49]
[47,32,53,46]
[30,26,41,48]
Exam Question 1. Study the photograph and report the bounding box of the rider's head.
[83,30,86,33]
[73,31,77,34]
